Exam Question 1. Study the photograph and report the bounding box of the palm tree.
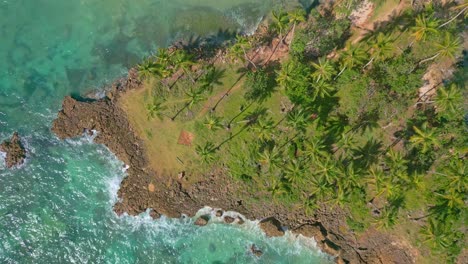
[385,149,408,172]
[146,98,167,121]
[364,32,395,68]
[438,159,467,193]
[420,219,451,249]
[311,80,334,100]
[271,10,290,41]
[171,89,205,121]
[276,60,301,90]
[419,32,461,65]
[309,175,331,202]
[204,114,223,131]
[304,137,328,161]
[137,59,161,80]
[315,157,339,185]
[335,44,367,78]
[311,57,336,82]
[409,123,441,153]
[171,50,195,83]
[411,14,440,42]
[155,47,171,67]
[288,9,306,48]
[258,147,282,173]
[252,117,275,141]
[435,84,463,116]
[228,35,257,68]
[199,66,225,93]
[286,108,309,133]
[438,2,468,28]
[284,160,305,186]
[195,142,216,164]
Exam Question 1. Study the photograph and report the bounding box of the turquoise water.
[0,0,330,263]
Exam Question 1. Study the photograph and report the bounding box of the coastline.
[51,30,416,263]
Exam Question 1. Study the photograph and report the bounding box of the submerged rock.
[259,217,285,237]
[194,214,210,226]
[0,132,26,168]
[250,244,263,257]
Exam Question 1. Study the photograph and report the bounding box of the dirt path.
[351,0,408,43]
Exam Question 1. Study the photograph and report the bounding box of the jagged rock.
[224,216,235,224]
[259,217,285,237]
[236,216,245,225]
[250,244,263,257]
[215,210,223,217]
[194,215,210,226]
[149,209,161,219]
[0,132,26,168]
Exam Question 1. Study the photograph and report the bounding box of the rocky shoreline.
[51,68,416,263]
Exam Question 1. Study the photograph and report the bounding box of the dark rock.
[224,216,235,224]
[236,216,245,225]
[0,132,26,168]
[194,214,210,226]
[259,217,284,237]
[149,209,161,219]
[250,244,263,257]
[215,210,223,217]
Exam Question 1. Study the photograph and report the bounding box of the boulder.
[194,214,210,226]
[259,217,285,237]
[0,132,26,168]
[224,216,235,224]
[215,210,223,217]
[237,216,245,225]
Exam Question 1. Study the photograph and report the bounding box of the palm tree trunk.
[215,125,249,150]
[418,53,440,65]
[288,23,297,49]
[242,47,257,69]
[226,101,254,129]
[211,72,247,112]
[438,7,468,28]
[334,66,347,80]
[171,103,189,121]
[363,57,374,69]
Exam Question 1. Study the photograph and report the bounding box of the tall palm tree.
[411,14,440,42]
[304,136,328,162]
[438,2,468,28]
[336,44,367,78]
[288,9,306,48]
[195,142,216,164]
[271,10,290,41]
[155,47,171,67]
[137,59,161,80]
[228,35,257,68]
[171,89,205,121]
[204,114,223,131]
[435,84,463,116]
[284,160,305,186]
[199,66,225,93]
[438,159,467,193]
[364,32,395,68]
[315,157,339,185]
[419,32,461,65]
[409,123,441,153]
[311,80,334,100]
[286,108,309,133]
[146,98,167,121]
[311,57,336,82]
[420,219,452,250]
[258,147,282,173]
[171,49,195,83]
[252,117,275,141]
[276,60,301,90]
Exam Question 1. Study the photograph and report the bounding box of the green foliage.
[244,69,277,103]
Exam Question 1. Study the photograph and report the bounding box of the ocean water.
[0,0,331,263]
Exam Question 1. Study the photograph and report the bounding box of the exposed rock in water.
[236,216,245,225]
[149,209,161,219]
[259,217,285,237]
[215,210,223,217]
[0,132,26,168]
[224,216,235,224]
[194,214,210,226]
[250,244,263,257]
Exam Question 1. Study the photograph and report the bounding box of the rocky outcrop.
[194,215,210,226]
[0,132,26,168]
[51,69,417,264]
